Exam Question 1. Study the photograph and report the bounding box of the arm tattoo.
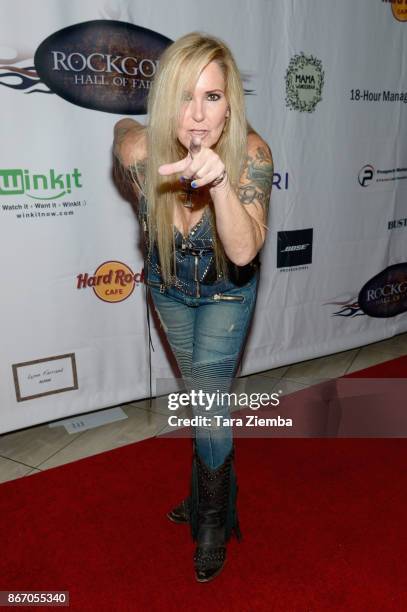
[238,146,273,209]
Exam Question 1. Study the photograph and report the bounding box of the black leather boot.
[167,498,191,524]
[190,444,242,582]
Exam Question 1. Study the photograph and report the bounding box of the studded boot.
[190,444,242,582]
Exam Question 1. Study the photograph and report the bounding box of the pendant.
[182,180,193,208]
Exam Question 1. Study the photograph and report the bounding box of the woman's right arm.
[113,118,146,169]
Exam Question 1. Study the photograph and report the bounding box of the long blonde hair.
[141,32,248,283]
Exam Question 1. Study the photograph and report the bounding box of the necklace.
[182,180,193,208]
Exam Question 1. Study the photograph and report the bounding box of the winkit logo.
[76,261,144,303]
[0,168,82,199]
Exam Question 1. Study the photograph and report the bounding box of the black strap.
[143,272,155,410]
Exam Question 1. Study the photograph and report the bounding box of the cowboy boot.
[190,444,242,582]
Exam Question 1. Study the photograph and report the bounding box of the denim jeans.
[149,272,258,468]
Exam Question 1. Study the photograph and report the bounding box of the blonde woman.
[113,32,273,582]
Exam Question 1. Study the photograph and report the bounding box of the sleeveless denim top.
[138,194,259,298]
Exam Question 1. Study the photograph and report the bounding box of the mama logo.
[77,261,144,303]
[285,52,324,112]
[34,20,172,114]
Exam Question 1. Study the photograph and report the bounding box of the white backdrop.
[1,0,406,433]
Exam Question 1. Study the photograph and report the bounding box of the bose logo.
[281,244,310,252]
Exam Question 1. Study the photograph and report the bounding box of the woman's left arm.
[210,132,273,266]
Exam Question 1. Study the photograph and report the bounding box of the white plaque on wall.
[12,354,78,402]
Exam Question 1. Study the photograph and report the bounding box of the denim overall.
[140,196,259,468]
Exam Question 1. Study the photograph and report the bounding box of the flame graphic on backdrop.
[0,47,50,94]
[323,296,365,318]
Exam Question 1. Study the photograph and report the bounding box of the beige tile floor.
[0,333,405,484]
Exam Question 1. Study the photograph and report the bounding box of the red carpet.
[345,353,406,377]
[0,356,406,611]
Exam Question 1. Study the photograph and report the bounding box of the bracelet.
[211,169,227,187]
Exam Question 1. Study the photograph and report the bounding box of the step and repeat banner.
[1,0,406,433]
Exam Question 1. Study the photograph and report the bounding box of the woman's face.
[177,61,230,150]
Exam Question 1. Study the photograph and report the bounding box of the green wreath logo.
[285,53,324,112]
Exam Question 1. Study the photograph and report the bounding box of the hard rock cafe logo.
[77,261,144,303]
[285,52,324,113]
[383,0,407,22]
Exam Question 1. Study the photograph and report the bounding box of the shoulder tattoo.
[238,145,273,208]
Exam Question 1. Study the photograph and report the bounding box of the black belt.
[200,253,260,286]
[153,244,260,287]
[177,244,213,256]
